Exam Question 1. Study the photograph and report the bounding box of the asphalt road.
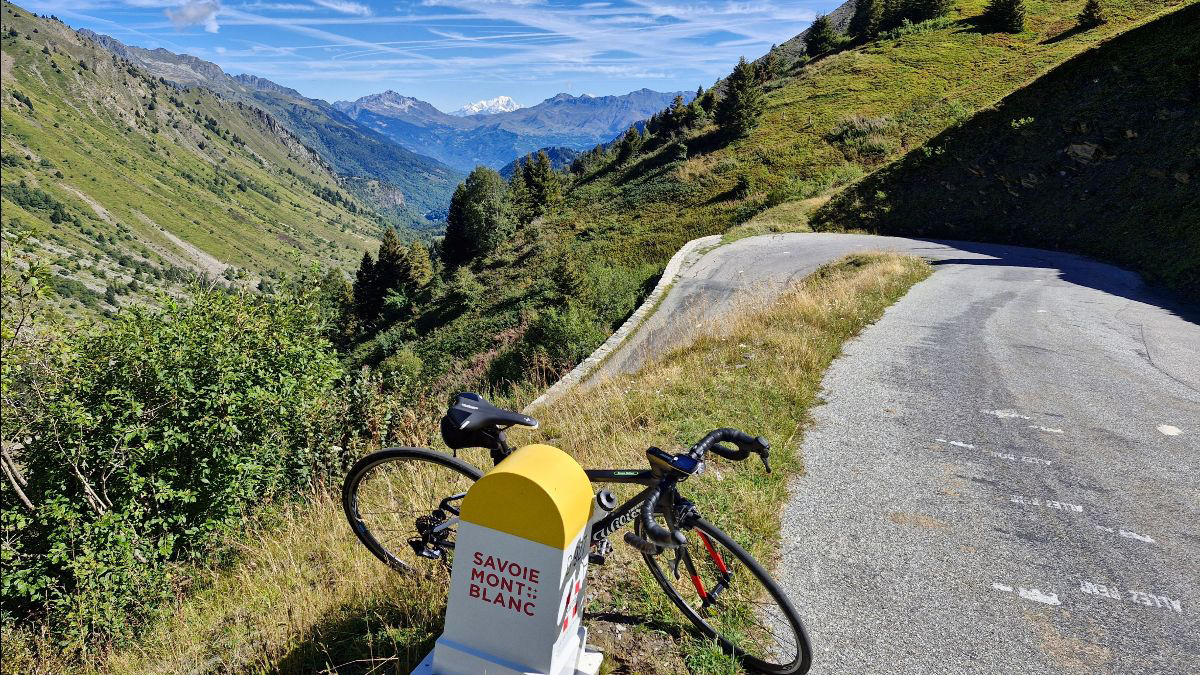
[588,233,1200,673]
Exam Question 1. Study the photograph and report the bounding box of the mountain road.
[585,233,1200,673]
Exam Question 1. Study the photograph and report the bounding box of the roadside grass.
[722,197,825,244]
[27,253,930,674]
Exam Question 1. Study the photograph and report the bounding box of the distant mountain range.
[334,88,694,171]
[453,96,522,117]
[78,30,461,232]
[79,27,690,179]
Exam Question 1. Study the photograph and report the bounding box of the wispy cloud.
[166,0,221,32]
[312,0,372,15]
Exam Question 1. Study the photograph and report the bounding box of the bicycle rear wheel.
[639,517,812,674]
[342,447,482,575]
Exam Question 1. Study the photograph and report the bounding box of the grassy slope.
[814,5,1200,297]
[12,253,929,674]
[1,3,382,312]
[393,0,1186,390]
[553,0,1187,263]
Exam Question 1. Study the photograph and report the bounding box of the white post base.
[410,639,603,675]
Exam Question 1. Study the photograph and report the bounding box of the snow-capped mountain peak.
[452,95,522,116]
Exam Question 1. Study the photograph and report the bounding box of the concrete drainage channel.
[525,234,722,412]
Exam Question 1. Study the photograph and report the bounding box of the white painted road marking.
[1011,495,1083,512]
[935,438,976,449]
[993,582,1061,606]
[1019,587,1061,605]
[1028,425,1065,434]
[1081,581,1184,613]
[1096,525,1157,545]
[1157,425,1182,436]
[982,409,1032,420]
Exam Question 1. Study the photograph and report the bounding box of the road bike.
[343,392,812,674]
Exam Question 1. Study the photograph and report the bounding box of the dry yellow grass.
[5,253,930,674]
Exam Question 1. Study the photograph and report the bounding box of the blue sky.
[23,1,838,111]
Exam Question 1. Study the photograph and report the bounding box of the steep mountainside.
[0,3,384,312]
[360,0,1189,393]
[334,88,692,170]
[815,5,1200,296]
[79,30,462,232]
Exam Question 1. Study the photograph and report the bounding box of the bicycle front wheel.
[342,447,482,575]
[640,517,812,674]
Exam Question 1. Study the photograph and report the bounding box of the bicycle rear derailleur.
[409,509,452,559]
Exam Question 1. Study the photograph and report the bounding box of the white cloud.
[237,2,317,10]
[312,0,372,15]
[166,0,221,32]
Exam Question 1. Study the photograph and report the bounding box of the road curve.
[587,233,1200,673]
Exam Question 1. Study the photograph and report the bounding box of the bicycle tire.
[639,517,812,674]
[342,447,483,573]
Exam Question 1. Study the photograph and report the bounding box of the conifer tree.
[715,57,766,138]
[668,95,688,132]
[983,0,1026,32]
[805,15,844,56]
[441,167,514,266]
[373,227,407,292]
[757,46,780,82]
[1077,0,1106,27]
[402,241,433,291]
[527,150,561,218]
[509,156,532,225]
[850,0,884,41]
[352,251,379,321]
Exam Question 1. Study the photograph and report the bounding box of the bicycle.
[343,392,812,675]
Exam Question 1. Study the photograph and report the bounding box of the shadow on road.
[913,238,1200,325]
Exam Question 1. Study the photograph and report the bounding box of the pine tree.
[374,227,407,292]
[715,57,766,138]
[352,251,379,321]
[805,15,844,57]
[1077,0,1106,27]
[527,150,561,218]
[509,156,532,225]
[403,241,433,290]
[983,0,1026,32]
[756,46,780,82]
[850,0,883,41]
[668,95,688,132]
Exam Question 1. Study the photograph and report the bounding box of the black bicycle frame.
[583,468,669,551]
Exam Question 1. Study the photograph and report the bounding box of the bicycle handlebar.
[692,428,771,471]
[634,428,772,551]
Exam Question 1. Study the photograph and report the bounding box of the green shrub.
[830,115,899,161]
[377,347,423,392]
[983,0,1026,32]
[1078,0,1107,27]
[1,286,345,649]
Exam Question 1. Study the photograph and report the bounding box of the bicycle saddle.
[440,392,538,450]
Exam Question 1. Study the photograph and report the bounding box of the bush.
[983,0,1026,32]
[1078,0,1107,27]
[805,15,848,57]
[1,286,345,648]
[377,347,423,392]
[830,115,899,161]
